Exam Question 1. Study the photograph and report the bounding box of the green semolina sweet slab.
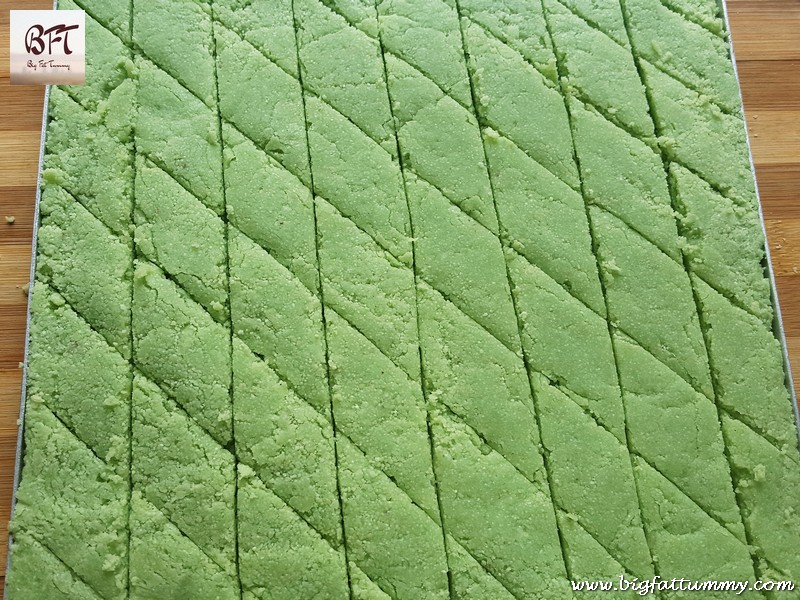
[36,185,132,358]
[134,157,228,321]
[6,533,104,600]
[132,261,232,445]
[693,277,799,449]
[316,198,418,377]
[26,286,130,464]
[544,0,653,139]
[326,312,439,516]
[304,96,413,263]
[295,0,395,151]
[641,61,756,205]
[228,230,329,412]
[534,376,654,578]
[614,334,746,540]
[131,375,236,576]
[429,412,569,599]
[130,493,238,600]
[384,54,498,232]
[232,338,342,544]
[376,0,472,107]
[507,250,625,438]
[214,0,299,77]
[405,172,521,352]
[458,0,556,82]
[592,207,714,397]
[237,465,349,599]
[337,438,450,599]
[222,124,319,292]
[135,57,224,215]
[11,401,128,600]
[623,0,740,113]
[133,0,216,105]
[633,457,756,587]
[483,131,605,313]
[417,283,544,480]
[42,88,133,239]
[462,20,579,189]
[569,99,682,262]
[214,24,311,185]
[672,163,773,326]
[12,0,800,593]
[723,417,800,580]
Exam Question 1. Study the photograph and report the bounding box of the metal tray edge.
[720,0,800,441]
[5,79,51,596]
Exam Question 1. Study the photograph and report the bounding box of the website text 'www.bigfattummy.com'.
[571,575,795,595]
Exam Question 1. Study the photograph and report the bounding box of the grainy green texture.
[545,0,652,138]
[10,0,800,596]
[623,0,739,112]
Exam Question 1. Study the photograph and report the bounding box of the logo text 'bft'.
[10,11,85,85]
[25,24,80,56]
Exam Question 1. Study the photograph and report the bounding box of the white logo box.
[10,10,85,85]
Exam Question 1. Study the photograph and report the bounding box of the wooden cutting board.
[0,0,798,587]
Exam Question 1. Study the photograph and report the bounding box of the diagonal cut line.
[41,239,513,598]
[208,3,244,597]
[658,0,728,38]
[540,0,660,579]
[552,0,737,116]
[549,364,753,547]
[61,0,793,576]
[146,494,234,578]
[56,80,792,463]
[54,183,126,244]
[40,104,134,243]
[591,194,761,320]
[30,282,231,575]
[436,396,639,580]
[617,0,774,584]
[59,77,795,464]
[371,3,457,597]
[43,1,788,592]
[21,529,105,600]
[288,1,356,597]
[69,0,766,399]
[212,4,766,330]
[452,0,573,582]
[460,8,752,213]
[39,277,394,598]
[31,394,231,591]
[315,0,744,210]
[41,370,235,578]
[44,267,761,598]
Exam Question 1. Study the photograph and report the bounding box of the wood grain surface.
[0,0,798,588]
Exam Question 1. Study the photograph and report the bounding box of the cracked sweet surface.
[545,0,653,139]
[9,0,800,597]
[624,0,739,113]
[662,0,727,36]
